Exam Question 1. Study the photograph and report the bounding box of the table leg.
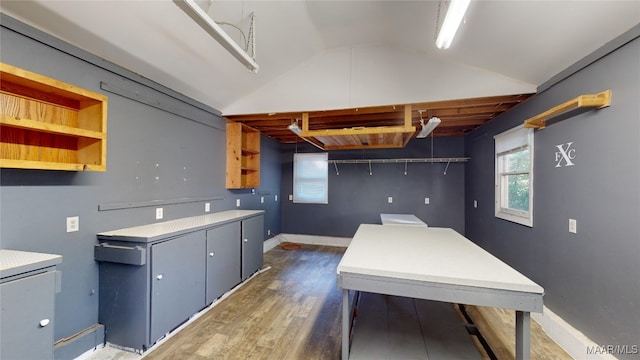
[515,311,531,360]
[342,289,349,359]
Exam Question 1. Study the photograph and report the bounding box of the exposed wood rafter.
[224,94,533,149]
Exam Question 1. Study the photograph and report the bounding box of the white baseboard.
[267,233,351,249]
[533,306,619,360]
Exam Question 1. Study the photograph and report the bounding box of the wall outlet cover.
[205,203,211,212]
[155,208,163,220]
[66,216,79,232]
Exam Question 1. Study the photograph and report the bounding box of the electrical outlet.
[205,203,211,212]
[155,208,163,220]
[569,219,577,234]
[275,195,278,202]
[388,196,393,204]
[424,197,430,205]
[474,200,478,208]
[261,196,264,204]
[289,194,293,201]
[236,199,241,207]
[268,229,271,236]
[66,216,79,232]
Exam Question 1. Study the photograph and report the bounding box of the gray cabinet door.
[150,231,206,343]
[206,222,241,304]
[0,271,56,360]
[241,215,264,280]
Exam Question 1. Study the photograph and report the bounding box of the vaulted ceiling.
[2,1,638,145]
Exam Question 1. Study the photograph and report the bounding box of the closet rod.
[328,157,470,164]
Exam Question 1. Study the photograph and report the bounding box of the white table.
[337,224,544,360]
[380,213,427,226]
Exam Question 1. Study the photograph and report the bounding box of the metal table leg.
[342,289,349,359]
[515,310,531,360]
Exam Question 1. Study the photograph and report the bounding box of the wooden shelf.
[0,62,108,171]
[226,123,260,189]
[524,90,611,129]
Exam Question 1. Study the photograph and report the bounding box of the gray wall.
[465,33,640,355]
[0,16,281,358]
[280,137,466,237]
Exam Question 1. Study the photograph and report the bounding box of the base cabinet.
[0,272,56,360]
[151,232,206,343]
[0,250,62,360]
[96,211,264,352]
[242,215,264,280]
[206,222,241,304]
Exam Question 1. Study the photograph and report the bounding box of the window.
[494,125,534,227]
[293,153,328,204]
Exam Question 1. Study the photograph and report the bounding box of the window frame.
[494,125,534,227]
[293,152,329,204]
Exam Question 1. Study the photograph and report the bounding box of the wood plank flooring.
[141,244,572,360]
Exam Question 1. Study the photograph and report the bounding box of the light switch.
[388,196,393,204]
[261,196,264,204]
[289,194,293,201]
[569,219,577,234]
[155,208,163,220]
[474,200,478,208]
[424,197,430,205]
[205,203,211,212]
[236,199,241,207]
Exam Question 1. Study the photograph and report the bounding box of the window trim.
[494,125,534,227]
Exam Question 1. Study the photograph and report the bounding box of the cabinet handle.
[39,319,50,327]
[209,252,215,257]
[156,274,163,280]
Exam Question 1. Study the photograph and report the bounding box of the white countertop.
[380,213,427,226]
[97,210,264,242]
[338,224,543,294]
[0,249,62,279]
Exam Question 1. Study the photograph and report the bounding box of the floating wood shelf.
[226,122,260,189]
[295,105,416,150]
[524,90,611,130]
[0,62,108,171]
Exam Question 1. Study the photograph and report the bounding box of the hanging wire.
[444,159,451,175]
[404,160,408,176]
[368,160,372,176]
[334,162,340,176]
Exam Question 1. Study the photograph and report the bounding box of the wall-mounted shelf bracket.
[524,89,611,130]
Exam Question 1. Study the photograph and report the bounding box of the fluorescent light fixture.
[435,0,470,50]
[174,0,259,72]
[417,117,441,138]
[287,122,324,150]
[288,122,302,135]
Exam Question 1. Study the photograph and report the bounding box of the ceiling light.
[174,0,259,73]
[435,0,470,50]
[288,122,302,135]
[416,110,441,138]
